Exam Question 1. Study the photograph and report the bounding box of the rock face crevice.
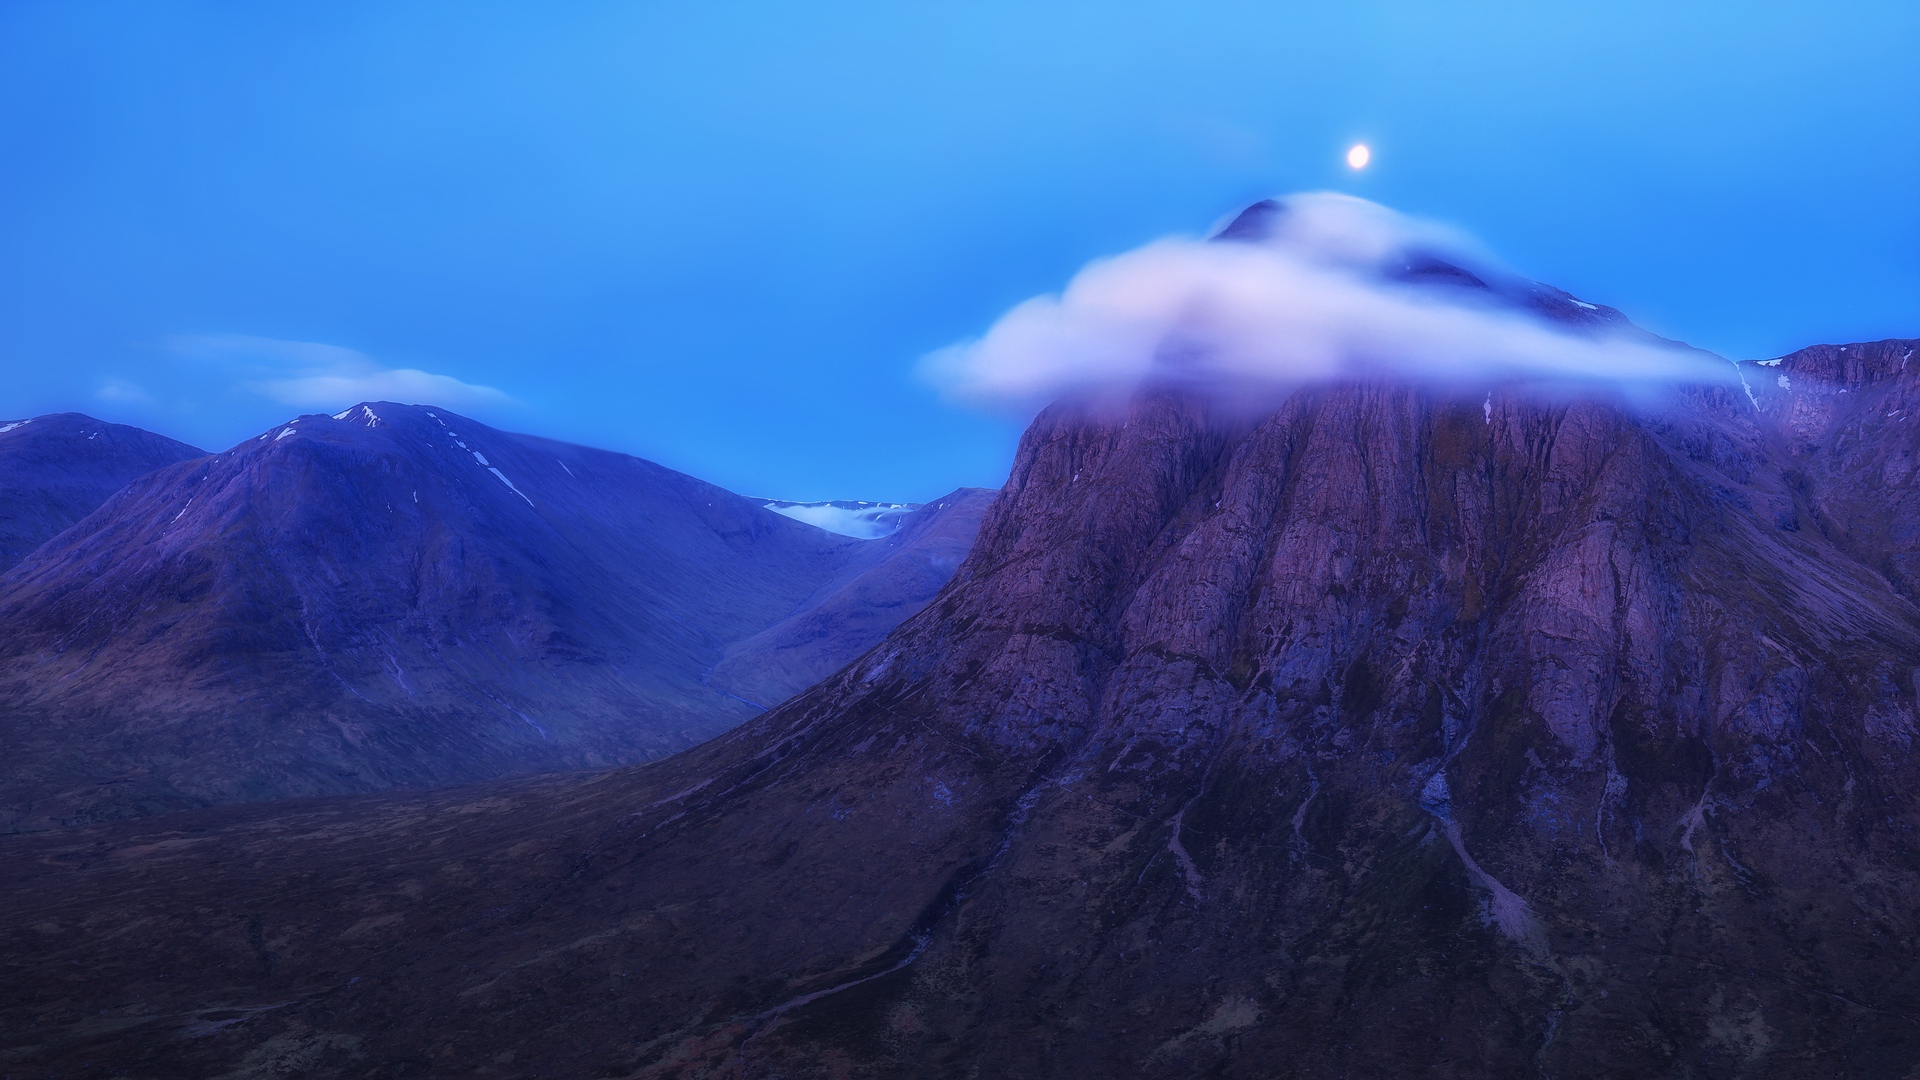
[4,344,1920,1076]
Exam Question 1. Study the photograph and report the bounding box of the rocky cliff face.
[0,412,204,573]
[4,342,1918,1077]
[0,404,981,829]
[1741,337,1920,600]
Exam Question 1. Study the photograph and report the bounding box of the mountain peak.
[1212,194,1638,336]
[1211,197,1285,241]
[0,412,203,574]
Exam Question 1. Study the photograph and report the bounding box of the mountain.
[5,337,1919,1077]
[0,412,204,573]
[762,498,920,538]
[0,403,985,830]
[710,487,996,706]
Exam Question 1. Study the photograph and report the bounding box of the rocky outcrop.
[1740,337,1920,602]
[3,343,1920,1076]
[0,412,203,573]
[0,404,981,829]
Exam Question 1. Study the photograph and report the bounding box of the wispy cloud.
[168,333,511,411]
[94,378,153,405]
[925,193,1731,410]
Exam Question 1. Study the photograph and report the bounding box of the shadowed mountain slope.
[4,340,1919,1077]
[0,412,204,573]
[0,403,977,830]
[709,486,996,707]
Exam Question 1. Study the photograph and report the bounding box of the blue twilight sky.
[1,2,1915,501]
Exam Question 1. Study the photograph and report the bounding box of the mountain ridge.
[0,402,989,829]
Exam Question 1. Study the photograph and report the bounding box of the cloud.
[247,367,513,410]
[94,378,153,405]
[925,192,1731,410]
[168,333,512,411]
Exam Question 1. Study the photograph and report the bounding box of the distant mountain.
[712,487,995,706]
[0,412,204,573]
[0,403,987,829]
[762,498,919,538]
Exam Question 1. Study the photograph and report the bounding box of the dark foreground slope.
[6,343,1920,1078]
[0,412,204,573]
[0,404,971,830]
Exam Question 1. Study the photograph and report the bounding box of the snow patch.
[1483,394,1492,425]
[489,467,534,507]
[1568,297,1598,310]
[1777,374,1791,391]
[1754,358,1783,367]
[0,419,35,434]
[762,500,917,539]
[274,427,297,441]
[471,450,489,466]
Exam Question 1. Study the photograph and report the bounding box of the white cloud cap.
[926,193,1728,410]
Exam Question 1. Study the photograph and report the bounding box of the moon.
[1346,144,1371,169]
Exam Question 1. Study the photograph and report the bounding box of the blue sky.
[2,2,1915,500]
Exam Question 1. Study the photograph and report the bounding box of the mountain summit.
[0,412,203,573]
